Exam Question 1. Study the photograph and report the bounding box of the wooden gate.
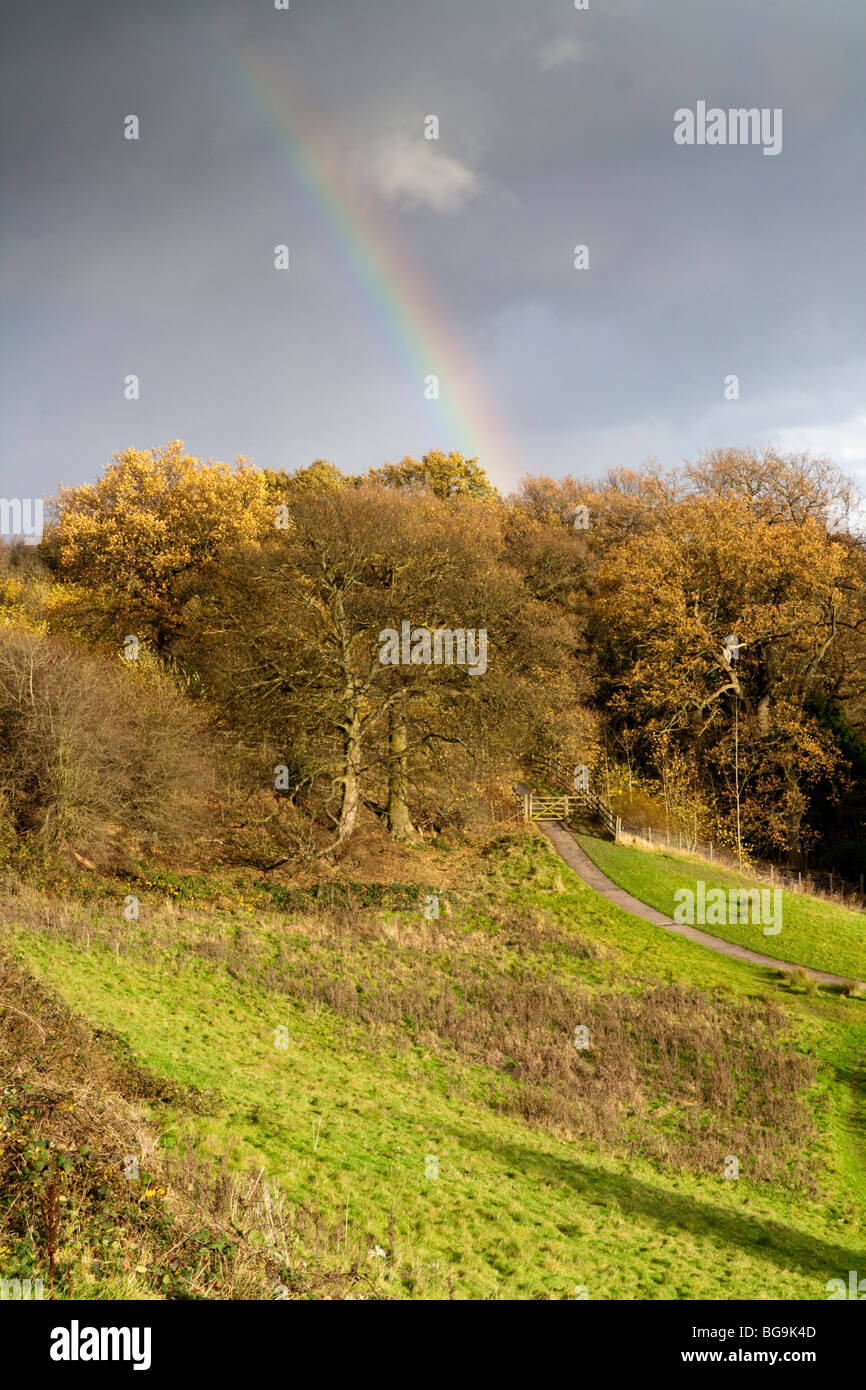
[524,793,575,822]
[524,756,621,840]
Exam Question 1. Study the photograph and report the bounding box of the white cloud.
[371,134,479,213]
[771,414,866,471]
[537,36,588,71]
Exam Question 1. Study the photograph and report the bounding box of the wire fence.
[528,752,866,914]
[616,816,866,913]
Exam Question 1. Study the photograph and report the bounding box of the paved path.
[516,786,863,989]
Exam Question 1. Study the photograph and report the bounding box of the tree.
[590,461,860,859]
[368,490,516,839]
[262,459,350,495]
[368,450,498,500]
[41,442,271,651]
[682,445,857,531]
[186,485,407,848]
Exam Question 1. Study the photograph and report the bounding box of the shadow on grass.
[442,1122,865,1288]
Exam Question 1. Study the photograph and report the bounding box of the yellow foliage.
[43,442,272,642]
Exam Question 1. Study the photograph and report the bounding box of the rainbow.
[204,26,518,488]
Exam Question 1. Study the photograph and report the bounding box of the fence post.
[830,872,834,895]
[798,871,802,892]
[615,815,621,843]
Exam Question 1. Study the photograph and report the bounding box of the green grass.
[3,831,865,1300]
[576,833,866,983]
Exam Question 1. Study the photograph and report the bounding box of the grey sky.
[2,0,864,501]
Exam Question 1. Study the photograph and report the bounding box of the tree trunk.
[755,650,771,735]
[334,587,363,845]
[757,693,770,736]
[338,706,362,843]
[784,767,805,865]
[387,691,416,841]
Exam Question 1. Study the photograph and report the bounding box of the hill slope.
[2,830,864,1300]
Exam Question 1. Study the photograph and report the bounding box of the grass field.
[576,833,866,984]
[2,830,864,1300]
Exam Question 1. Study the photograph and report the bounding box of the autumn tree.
[590,453,863,859]
[504,478,598,773]
[41,442,271,651]
[185,485,412,848]
[368,491,517,839]
[262,459,350,496]
[368,450,498,500]
[682,445,857,531]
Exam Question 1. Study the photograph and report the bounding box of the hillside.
[3,826,864,1300]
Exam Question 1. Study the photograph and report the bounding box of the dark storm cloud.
[1,0,864,500]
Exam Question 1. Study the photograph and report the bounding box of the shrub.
[0,620,213,859]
